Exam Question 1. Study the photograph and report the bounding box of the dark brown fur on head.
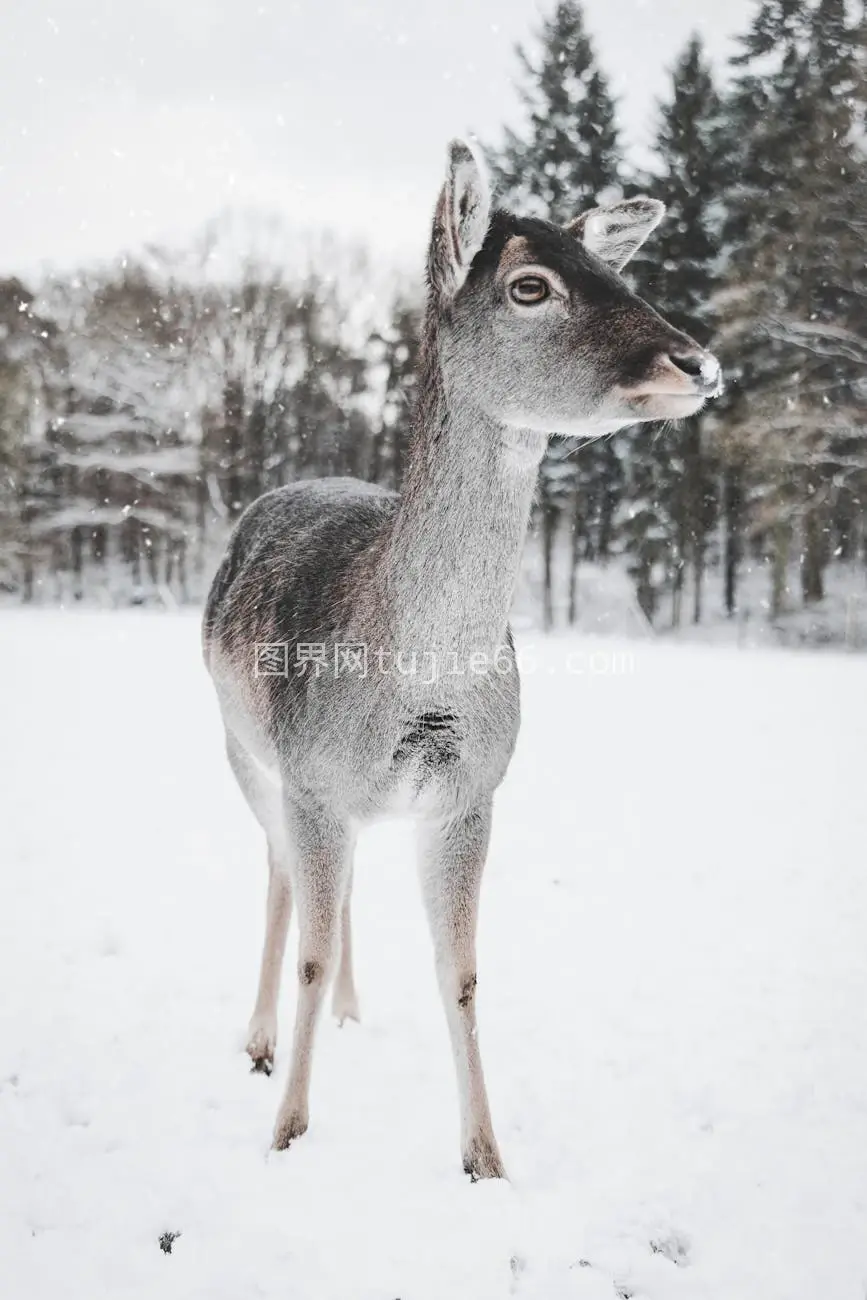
[422,180,718,437]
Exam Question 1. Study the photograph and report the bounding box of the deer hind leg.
[418,798,506,1180]
[224,728,291,1074]
[246,846,293,1072]
[272,796,351,1150]
[331,866,360,1026]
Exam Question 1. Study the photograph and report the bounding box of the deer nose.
[668,349,722,395]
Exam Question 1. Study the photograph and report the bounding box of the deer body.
[202,142,721,1178]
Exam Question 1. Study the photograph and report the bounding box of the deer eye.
[509,275,550,305]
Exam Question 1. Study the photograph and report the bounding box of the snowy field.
[3,611,867,1300]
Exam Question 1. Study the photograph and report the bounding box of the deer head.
[427,140,722,439]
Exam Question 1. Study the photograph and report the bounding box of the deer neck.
[374,345,544,673]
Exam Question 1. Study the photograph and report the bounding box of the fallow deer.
[202,140,721,1179]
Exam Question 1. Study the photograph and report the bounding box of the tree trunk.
[146,535,159,590]
[722,465,743,617]
[368,425,383,486]
[597,440,618,559]
[224,380,245,519]
[671,551,684,628]
[801,503,825,604]
[770,518,790,619]
[541,500,558,632]
[178,537,188,603]
[195,474,208,584]
[684,420,704,626]
[130,521,142,591]
[21,550,34,604]
[71,526,84,601]
[636,552,656,623]
[692,537,704,625]
[567,482,581,626]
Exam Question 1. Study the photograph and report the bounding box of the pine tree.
[710,1,812,617]
[488,2,620,223]
[486,0,624,625]
[620,36,725,625]
[716,0,867,615]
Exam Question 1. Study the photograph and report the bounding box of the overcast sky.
[1,0,753,279]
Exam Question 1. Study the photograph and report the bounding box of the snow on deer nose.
[666,348,723,397]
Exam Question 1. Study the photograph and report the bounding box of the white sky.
[1,0,753,279]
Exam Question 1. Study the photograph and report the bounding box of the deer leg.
[223,729,292,1074]
[272,798,351,1150]
[418,798,505,1180]
[331,867,360,1026]
[246,845,293,1073]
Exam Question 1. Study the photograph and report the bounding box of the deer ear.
[567,198,665,271]
[428,139,491,301]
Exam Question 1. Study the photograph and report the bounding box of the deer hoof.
[246,1024,276,1074]
[272,1110,308,1151]
[463,1134,507,1181]
[331,990,361,1027]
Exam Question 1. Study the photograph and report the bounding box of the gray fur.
[202,139,721,1179]
[567,197,665,271]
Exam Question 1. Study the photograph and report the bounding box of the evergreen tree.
[487,1,620,223]
[716,0,867,614]
[620,36,725,625]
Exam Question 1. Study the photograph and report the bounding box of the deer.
[202,140,722,1180]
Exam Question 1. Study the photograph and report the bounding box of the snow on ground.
[2,611,867,1300]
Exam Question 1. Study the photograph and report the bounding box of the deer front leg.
[331,867,360,1026]
[418,798,506,1181]
[246,845,292,1073]
[272,798,351,1151]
